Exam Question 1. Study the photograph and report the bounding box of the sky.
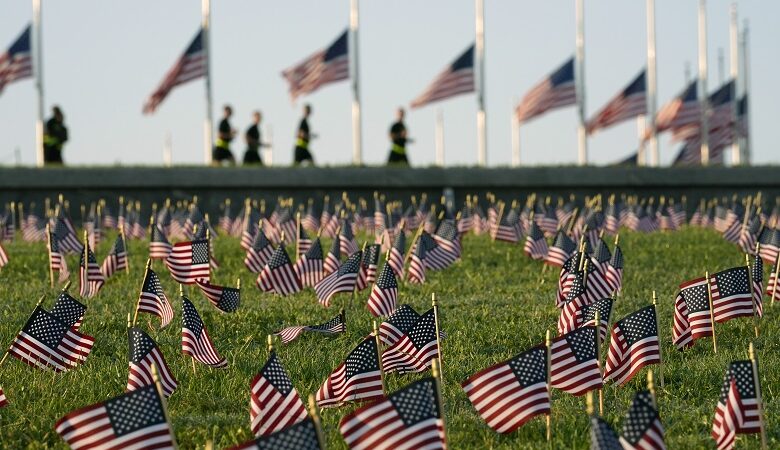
[0,1,777,167]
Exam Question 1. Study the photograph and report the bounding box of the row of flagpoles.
[1,1,753,167]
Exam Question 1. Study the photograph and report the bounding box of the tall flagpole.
[698,0,710,165]
[741,21,751,164]
[575,0,587,166]
[202,0,214,165]
[475,0,487,166]
[646,0,658,167]
[32,0,44,167]
[435,109,444,167]
[350,0,362,165]
[511,97,520,167]
[729,4,740,165]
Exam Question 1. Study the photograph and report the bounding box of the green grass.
[0,227,777,449]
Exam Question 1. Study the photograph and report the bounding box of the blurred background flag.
[410,44,475,109]
[281,29,349,101]
[587,69,647,134]
[515,57,576,123]
[143,28,206,114]
[0,24,32,95]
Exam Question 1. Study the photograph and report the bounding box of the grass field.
[0,227,776,449]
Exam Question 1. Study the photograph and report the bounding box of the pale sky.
[0,1,777,167]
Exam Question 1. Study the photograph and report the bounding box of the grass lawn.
[0,227,775,449]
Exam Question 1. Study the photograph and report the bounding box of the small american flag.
[461,345,550,434]
[144,28,206,113]
[250,351,308,436]
[581,297,614,341]
[315,335,384,408]
[182,296,227,368]
[245,227,274,274]
[0,241,8,268]
[55,385,175,450]
[230,418,322,450]
[136,268,174,328]
[302,202,319,233]
[550,326,603,396]
[367,263,398,318]
[356,244,380,291]
[339,222,359,255]
[524,220,549,260]
[711,361,761,450]
[558,270,588,335]
[0,386,7,408]
[672,277,712,350]
[297,225,312,258]
[765,254,780,305]
[407,238,427,285]
[379,304,420,346]
[516,57,576,123]
[48,227,70,283]
[295,237,325,287]
[51,291,87,331]
[79,242,105,298]
[324,235,342,275]
[339,377,446,450]
[750,253,763,318]
[434,219,462,262]
[100,234,128,279]
[590,416,623,449]
[275,312,345,345]
[603,305,660,385]
[605,244,624,293]
[381,308,440,374]
[587,69,647,134]
[195,279,240,313]
[150,224,172,259]
[257,245,302,296]
[127,327,178,397]
[411,44,474,109]
[388,231,406,279]
[315,250,361,308]
[546,231,576,267]
[8,306,94,372]
[282,29,348,101]
[166,239,210,284]
[709,267,754,323]
[620,390,665,450]
[0,25,32,94]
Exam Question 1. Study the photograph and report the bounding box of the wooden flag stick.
[83,230,89,292]
[651,291,665,389]
[586,391,595,416]
[705,271,717,353]
[0,294,46,368]
[308,395,327,449]
[431,358,448,449]
[595,310,603,416]
[545,330,552,442]
[295,212,301,261]
[749,343,768,450]
[647,370,657,408]
[205,227,211,281]
[46,223,54,287]
[151,363,179,449]
[267,334,274,353]
[127,313,132,330]
[132,259,152,327]
[432,293,443,379]
[373,321,386,394]
[492,202,505,242]
[746,254,760,338]
[121,224,130,274]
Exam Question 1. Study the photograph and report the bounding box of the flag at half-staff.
[339,377,446,450]
[149,224,172,259]
[50,289,87,331]
[550,326,603,396]
[79,239,105,298]
[181,295,227,368]
[127,326,178,397]
[143,28,206,113]
[315,334,384,408]
[462,345,550,434]
[315,250,361,308]
[166,239,210,284]
[100,233,128,279]
[654,79,698,136]
[410,44,475,108]
[603,306,660,386]
[257,244,302,296]
[708,266,754,324]
[244,225,274,273]
[250,351,308,436]
[672,277,713,350]
[195,278,240,313]
[711,360,763,450]
[620,390,665,450]
[282,29,348,101]
[135,264,174,328]
[275,312,345,345]
[381,308,440,374]
[367,263,398,318]
[587,69,647,134]
[0,25,33,95]
[295,237,325,288]
[515,57,576,123]
[55,384,175,450]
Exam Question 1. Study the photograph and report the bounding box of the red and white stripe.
[549,329,602,396]
[127,349,178,398]
[315,363,383,409]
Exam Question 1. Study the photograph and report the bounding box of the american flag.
[550,326,602,396]
[295,237,325,288]
[590,416,623,450]
[558,269,588,335]
[709,267,754,323]
[143,28,206,114]
[766,254,780,305]
[491,210,521,244]
[606,244,624,293]
[603,305,660,386]
[673,80,735,143]
[367,263,398,318]
[230,418,322,450]
[250,351,308,437]
[524,220,548,260]
[546,231,576,267]
[0,25,32,94]
[79,243,105,298]
[8,306,94,372]
[48,227,70,283]
[282,29,348,101]
[51,291,87,331]
[516,57,576,123]
[55,385,175,450]
[738,216,761,255]
[388,230,406,279]
[275,312,346,345]
[245,227,274,274]
[324,235,342,275]
[136,267,174,328]
[339,222,359,255]
[53,216,83,254]
[166,239,210,284]
[0,241,8,268]
[374,196,387,238]
[378,304,420,346]
[655,80,698,135]
[381,308,440,374]
[711,361,761,450]
[149,225,172,259]
[750,254,764,318]
[592,237,612,271]
[433,219,462,262]
[315,335,384,408]
[620,390,665,450]
[672,277,712,350]
[758,227,779,265]
[356,244,380,291]
[419,231,452,270]
[540,206,560,237]
[302,202,319,233]
[587,69,647,134]
[195,279,240,313]
[339,377,446,450]
[126,327,178,397]
[580,297,614,341]
[296,225,312,258]
[407,237,427,285]
[411,44,475,108]
[182,296,227,368]
[0,386,7,408]
[315,250,361,308]
[461,345,550,434]
[584,259,616,303]
[257,245,302,296]
[100,234,128,279]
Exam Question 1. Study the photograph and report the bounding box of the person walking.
[43,106,68,165]
[293,104,315,165]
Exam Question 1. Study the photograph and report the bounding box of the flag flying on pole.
[181,295,227,368]
[378,304,421,346]
[410,44,475,109]
[315,250,361,307]
[275,312,346,345]
[0,387,7,408]
[294,237,326,287]
[388,231,406,279]
[250,351,308,437]
[590,415,624,449]
[516,57,577,123]
[79,243,105,298]
[587,70,647,134]
[708,266,753,323]
[245,227,274,273]
[282,30,349,100]
[0,25,32,95]
[150,225,172,259]
[367,263,398,318]
[127,327,178,397]
[655,80,699,135]
[48,227,70,282]
[315,335,384,408]
[143,28,206,113]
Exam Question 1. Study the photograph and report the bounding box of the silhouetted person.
[293,104,315,165]
[213,105,236,165]
[387,107,412,165]
[243,111,269,165]
[43,106,68,165]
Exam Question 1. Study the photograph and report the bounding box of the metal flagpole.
[202,0,214,165]
[511,97,520,167]
[475,0,487,166]
[741,21,751,164]
[575,0,587,165]
[350,0,363,166]
[729,4,740,165]
[646,0,658,166]
[266,124,274,166]
[435,109,444,166]
[698,0,710,165]
[32,0,44,167]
